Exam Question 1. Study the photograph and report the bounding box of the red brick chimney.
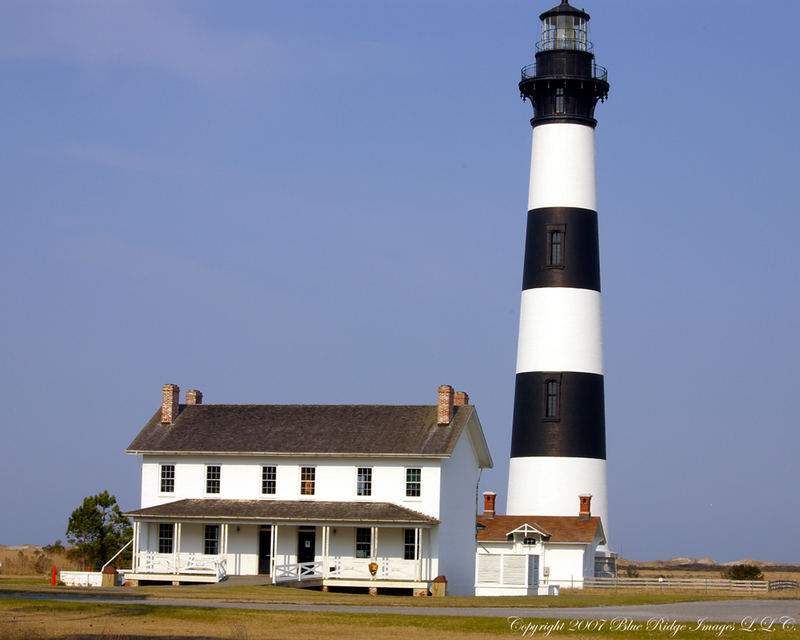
[437,385,454,425]
[454,391,470,406]
[579,494,592,519]
[186,389,203,405]
[483,491,496,519]
[161,384,180,424]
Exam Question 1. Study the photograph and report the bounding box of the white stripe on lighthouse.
[507,456,608,537]
[516,288,604,375]
[528,123,597,211]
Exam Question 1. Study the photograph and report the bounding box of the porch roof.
[125,499,439,525]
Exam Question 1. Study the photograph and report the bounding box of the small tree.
[722,564,763,581]
[66,491,132,569]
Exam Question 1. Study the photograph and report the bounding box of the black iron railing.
[521,62,608,83]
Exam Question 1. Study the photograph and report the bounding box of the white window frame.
[205,465,221,494]
[356,467,372,497]
[405,467,422,498]
[300,466,315,496]
[261,465,276,495]
[159,464,175,494]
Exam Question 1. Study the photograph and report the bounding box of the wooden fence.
[583,576,774,593]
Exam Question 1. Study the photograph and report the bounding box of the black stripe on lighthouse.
[510,371,606,459]
[522,207,600,291]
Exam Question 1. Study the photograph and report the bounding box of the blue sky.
[1,0,798,563]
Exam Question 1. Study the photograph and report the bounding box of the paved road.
[2,590,799,625]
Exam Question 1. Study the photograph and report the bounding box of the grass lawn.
[2,575,796,609]
[1,597,799,640]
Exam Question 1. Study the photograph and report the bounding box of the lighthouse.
[506,1,611,539]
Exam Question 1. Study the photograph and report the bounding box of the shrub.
[722,564,763,580]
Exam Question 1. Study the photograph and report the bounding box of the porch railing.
[135,552,227,581]
[273,561,322,583]
[328,558,420,581]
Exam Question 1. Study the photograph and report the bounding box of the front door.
[258,527,271,575]
[297,529,316,564]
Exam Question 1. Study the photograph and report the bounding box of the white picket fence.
[583,576,769,592]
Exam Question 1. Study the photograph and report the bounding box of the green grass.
[1,580,796,609]
[1,597,799,640]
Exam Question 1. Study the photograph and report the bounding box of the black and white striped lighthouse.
[506,1,611,537]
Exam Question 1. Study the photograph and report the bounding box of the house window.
[545,379,560,419]
[261,466,276,495]
[404,529,419,560]
[405,468,421,497]
[355,527,371,558]
[546,224,566,267]
[206,465,221,494]
[158,523,174,554]
[357,467,372,496]
[160,464,175,493]
[300,467,315,495]
[204,525,219,555]
[523,537,537,546]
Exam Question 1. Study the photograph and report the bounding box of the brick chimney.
[161,384,180,424]
[483,491,496,519]
[437,385,454,425]
[454,391,470,406]
[186,389,203,405]
[579,494,592,519]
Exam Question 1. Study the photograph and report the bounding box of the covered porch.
[124,499,438,593]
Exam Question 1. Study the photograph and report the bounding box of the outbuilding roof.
[127,404,491,463]
[125,499,439,525]
[476,515,603,544]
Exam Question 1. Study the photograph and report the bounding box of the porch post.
[132,521,139,572]
[270,524,278,583]
[415,527,422,581]
[372,526,378,560]
[424,528,430,581]
[174,522,181,574]
[221,523,229,555]
[322,525,329,578]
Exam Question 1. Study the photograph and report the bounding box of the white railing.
[328,558,420,581]
[60,571,103,587]
[583,577,769,592]
[273,561,322,583]
[102,538,133,572]
[135,552,227,581]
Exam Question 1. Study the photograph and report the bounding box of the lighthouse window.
[550,231,563,265]
[546,225,566,268]
[545,380,560,418]
[555,88,565,114]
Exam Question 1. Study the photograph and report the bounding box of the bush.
[722,564,763,580]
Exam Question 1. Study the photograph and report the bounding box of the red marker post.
[51,565,56,586]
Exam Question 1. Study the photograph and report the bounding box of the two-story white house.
[124,384,492,596]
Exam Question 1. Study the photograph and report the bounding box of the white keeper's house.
[124,383,492,596]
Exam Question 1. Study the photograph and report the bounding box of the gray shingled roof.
[125,499,439,524]
[127,404,473,457]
